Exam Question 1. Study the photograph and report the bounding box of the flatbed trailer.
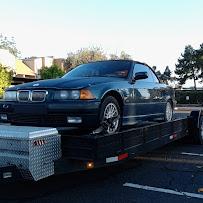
[0,110,203,182]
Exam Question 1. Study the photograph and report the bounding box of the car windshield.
[63,60,132,78]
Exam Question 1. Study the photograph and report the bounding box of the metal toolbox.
[0,125,61,181]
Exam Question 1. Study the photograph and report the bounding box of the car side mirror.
[134,72,148,81]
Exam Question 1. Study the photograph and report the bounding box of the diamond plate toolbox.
[0,125,61,181]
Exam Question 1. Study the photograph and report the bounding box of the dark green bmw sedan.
[0,60,175,134]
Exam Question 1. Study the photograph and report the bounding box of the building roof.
[16,59,35,76]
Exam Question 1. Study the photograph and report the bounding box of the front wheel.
[99,96,121,134]
[164,102,173,121]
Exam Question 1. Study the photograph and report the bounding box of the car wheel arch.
[101,90,124,113]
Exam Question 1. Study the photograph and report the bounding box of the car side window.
[133,64,154,82]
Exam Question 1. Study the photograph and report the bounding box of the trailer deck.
[0,110,202,182]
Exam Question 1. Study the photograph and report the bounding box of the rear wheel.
[99,96,121,134]
[164,101,173,121]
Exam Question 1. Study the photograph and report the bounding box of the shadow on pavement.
[0,160,141,201]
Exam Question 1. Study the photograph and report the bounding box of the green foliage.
[154,66,173,84]
[175,90,203,104]
[196,43,203,82]
[156,70,161,78]
[0,64,12,97]
[0,33,20,57]
[40,64,65,79]
[175,45,200,90]
[159,66,172,84]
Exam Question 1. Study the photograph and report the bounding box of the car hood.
[9,77,123,90]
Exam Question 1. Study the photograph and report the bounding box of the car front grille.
[17,90,47,102]
[31,90,47,102]
[17,90,30,102]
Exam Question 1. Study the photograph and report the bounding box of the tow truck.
[0,110,203,182]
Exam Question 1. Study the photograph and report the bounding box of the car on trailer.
[0,60,175,134]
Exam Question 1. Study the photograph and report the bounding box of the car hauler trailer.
[0,110,203,182]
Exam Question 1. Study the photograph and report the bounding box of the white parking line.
[123,183,203,200]
[181,152,203,157]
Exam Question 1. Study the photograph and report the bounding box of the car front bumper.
[0,100,101,128]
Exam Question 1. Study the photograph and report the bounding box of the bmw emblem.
[3,104,9,109]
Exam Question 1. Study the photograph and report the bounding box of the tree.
[153,66,173,85]
[65,47,107,71]
[109,51,132,60]
[160,66,172,84]
[152,66,157,71]
[155,70,162,80]
[64,52,76,71]
[0,64,12,97]
[40,64,65,79]
[196,43,203,82]
[175,45,199,90]
[0,34,20,57]
[109,54,119,60]
[119,51,131,60]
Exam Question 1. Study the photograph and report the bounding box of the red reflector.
[118,153,128,161]
[33,139,46,146]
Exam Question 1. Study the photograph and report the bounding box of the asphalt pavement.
[1,111,203,203]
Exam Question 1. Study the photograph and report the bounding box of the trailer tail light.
[86,161,94,169]
[118,153,128,161]
[169,133,177,140]
[106,153,129,163]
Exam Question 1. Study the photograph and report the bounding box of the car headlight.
[3,91,17,101]
[54,89,95,100]
[54,90,80,100]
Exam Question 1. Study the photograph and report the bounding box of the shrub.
[175,90,203,104]
[0,64,12,98]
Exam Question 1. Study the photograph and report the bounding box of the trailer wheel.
[99,96,121,134]
[164,101,173,121]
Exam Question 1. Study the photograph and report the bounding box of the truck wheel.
[100,96,121,134]
[164,101,173,121]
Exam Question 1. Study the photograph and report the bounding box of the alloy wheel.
[166,102,173,121]
[103,102,120,133]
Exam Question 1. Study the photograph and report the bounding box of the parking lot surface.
[0,112,203,203]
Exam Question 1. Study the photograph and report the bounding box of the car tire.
[99,96,121,134]
[164,101,173,122]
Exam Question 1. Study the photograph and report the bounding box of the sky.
[0,0,203,77]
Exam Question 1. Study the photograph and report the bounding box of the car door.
[132,64,157,117]
[149,68,166,114]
